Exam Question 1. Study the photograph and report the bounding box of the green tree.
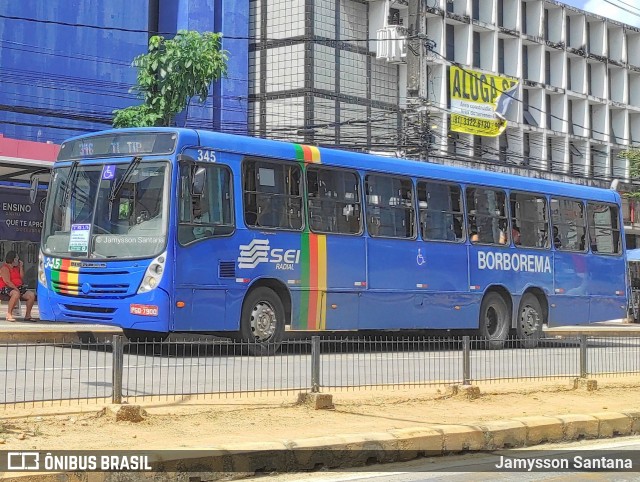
[621,149,640,199]
[113,30,228,128]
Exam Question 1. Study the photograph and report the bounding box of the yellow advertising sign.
[449,66,518,137]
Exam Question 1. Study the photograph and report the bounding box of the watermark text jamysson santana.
[496,455,633,471]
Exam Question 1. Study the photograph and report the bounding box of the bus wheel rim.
[520,305,540,336]
[250,301,277,342]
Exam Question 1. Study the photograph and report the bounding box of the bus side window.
[418,181,463,242]
[466,187,507,245]
[551,197,587,252]
[587,202,621,255]
[307,166,361,234]
[177,162,234,245]
[243,159,303,231]
[510,193,548,249]
[365,174,414,239]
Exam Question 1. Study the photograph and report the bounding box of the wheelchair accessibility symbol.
[102,164,115,180]
[416,248,425,266]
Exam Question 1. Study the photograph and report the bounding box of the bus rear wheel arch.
[478,291,511,349]
[239,286,286,355]
[516,292,546,348]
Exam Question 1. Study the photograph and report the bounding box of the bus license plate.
[130,304,159,317]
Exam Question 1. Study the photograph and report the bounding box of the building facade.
[247,0,640,244]
[0,0,248,144]
[248,0,404,151]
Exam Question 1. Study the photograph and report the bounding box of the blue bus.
[36,128,628,352]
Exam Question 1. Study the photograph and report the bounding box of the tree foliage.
[621,149,640,199]
[113,30,228,128]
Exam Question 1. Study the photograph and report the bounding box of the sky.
[564,0,640,27]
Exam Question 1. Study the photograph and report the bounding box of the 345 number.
[197,149,216,162]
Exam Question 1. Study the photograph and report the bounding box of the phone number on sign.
[451,114,496,130]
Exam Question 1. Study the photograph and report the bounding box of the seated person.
[0,251,37,322]
[553,226,562,248]
[512,227,521,245]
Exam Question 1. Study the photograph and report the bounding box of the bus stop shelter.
[0,134,57,288]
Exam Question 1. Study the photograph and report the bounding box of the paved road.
[2,337,640,404]
[249,437,640,481]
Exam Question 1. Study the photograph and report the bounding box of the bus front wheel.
[478,292,510,349]
[516,294,544,348]
[239,287,285,355]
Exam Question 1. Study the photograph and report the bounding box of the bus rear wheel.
[516,294,544,348]
[478,292,510,349]
[239,287,285,355]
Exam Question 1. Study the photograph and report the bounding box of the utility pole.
[405,0,430,160]
[407,0,425,101]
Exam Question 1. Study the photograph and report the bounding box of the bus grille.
[62,304,116,314]
[51,281,130,298]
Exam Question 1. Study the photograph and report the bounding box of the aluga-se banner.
[449,65,518,137]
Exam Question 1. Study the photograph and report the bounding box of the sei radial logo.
[238,239,300,270]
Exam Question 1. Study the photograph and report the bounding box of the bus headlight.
[138,252,166,294]
[38,251,47,288]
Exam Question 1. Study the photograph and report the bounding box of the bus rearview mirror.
[29,176,39,204]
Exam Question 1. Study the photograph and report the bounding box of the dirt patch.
[2,376,640,450]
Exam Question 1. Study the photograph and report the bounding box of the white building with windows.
[248,0,640,246]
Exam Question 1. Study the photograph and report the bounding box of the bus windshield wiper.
[109,156,142,202]
[61,160,79,208]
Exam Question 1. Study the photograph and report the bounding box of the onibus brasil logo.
[238,239,300,270]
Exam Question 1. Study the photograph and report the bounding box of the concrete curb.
[3,410,640,481]
[0,324,121,343]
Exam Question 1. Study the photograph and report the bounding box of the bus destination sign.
[58,132,177,161]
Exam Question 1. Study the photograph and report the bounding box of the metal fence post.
[112,334,124,404]
[579,334,588,378]
[311,336,320,393]
[462,336,471,385]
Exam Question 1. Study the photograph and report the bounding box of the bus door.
[549,198,590,325]
[304,166,365,330]
[584,202,627,322]
[173,160,236,332]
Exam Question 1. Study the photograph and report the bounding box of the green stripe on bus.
[299,231,311,329]
[50,268,60,293]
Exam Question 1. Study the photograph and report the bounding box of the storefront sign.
[0,188,46,243]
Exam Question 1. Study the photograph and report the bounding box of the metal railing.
[3,334,640,407]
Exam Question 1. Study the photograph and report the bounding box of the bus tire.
[478,292,510,349]
[516,293,544,348]
[239,287,285,355]
[122,329,169,343]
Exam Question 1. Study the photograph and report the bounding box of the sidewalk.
[0,301,121,343]
[2,378,640,480]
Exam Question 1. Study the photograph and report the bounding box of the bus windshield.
[42,160,169,259]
